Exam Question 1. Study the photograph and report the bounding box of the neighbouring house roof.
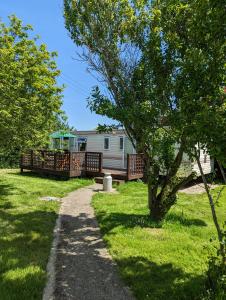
[74,129,126,136]
[50,131,77,139]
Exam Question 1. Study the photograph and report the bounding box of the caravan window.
[78,142,86,151]
[77,137,87,152]
[104,137,110,150]
[120,137,124,150]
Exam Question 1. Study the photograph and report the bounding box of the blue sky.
[1,0,112,130]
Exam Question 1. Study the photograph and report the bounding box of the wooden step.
[94,177,125,185]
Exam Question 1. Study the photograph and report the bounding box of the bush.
[205,257,226,299]
[205,225,226,299]
[0,150,20,168]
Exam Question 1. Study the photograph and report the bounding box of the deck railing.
[20,150,103,177]
[21,150,144,180]
[21,150,71,171]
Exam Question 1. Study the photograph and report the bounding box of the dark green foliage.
[205,223,226,299]
[0,150,20,168]
[64,0,225,222]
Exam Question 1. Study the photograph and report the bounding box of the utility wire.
[60,73,88,95]
[58,76,88,98]
[61,72,90,93]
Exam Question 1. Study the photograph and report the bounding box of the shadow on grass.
[0,182,15,197]
[12,170,70,181]
[0,208,58,300]
[116,256,205,300]
[0,206,207,300]
[165,212,207,227]
[0,180,16,208]
[53,211,206,300]
[95,211,207,234]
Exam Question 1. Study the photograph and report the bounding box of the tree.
[165,0,226,270]
[64,0,225,221]
[184,73,226,295]
[193,135,226,297]
[0,16,66,162]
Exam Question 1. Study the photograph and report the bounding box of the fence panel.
[43,151,55,169]
[85,152,103,173]
[127,154,144,180]
[21,151,32,167]
[32,151,44,169]
[70,152,86,176]
[55,152,70,171]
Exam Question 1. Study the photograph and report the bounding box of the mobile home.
[75,130,135,169]
[49,130,213,176]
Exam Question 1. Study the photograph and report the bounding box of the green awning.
[50,131,77,139]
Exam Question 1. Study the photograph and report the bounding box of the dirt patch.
[179,183,219,194]
[39,196,61,202]
[145,228,164,235]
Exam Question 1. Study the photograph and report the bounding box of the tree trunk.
[196,154,225,264]
[149,189,176,222]
[146,146,194,222]
[147,176,166,222]
[147,169,183,222]
[146,161,159,215]
[217,160,226,184]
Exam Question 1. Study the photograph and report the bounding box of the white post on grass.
[103,173,112,192]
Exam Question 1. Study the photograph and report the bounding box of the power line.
[58,76,89,98]
[60,73,88,94]
[58,75,87,93]
[61,71,111,98]
[61,71,95,94]
[61,77,88,94]
[61,70,108,94]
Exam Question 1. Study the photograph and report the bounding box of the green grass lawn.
[0,169,92,300]
[92,182,226,300]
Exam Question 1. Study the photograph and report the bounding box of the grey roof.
[74,129,126,136]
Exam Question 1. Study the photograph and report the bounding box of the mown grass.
[92,182,226,300]
[0,169,92,300]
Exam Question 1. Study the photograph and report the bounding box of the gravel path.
[45,184,134,300]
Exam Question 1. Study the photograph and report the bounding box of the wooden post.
[99,153,103,173]
[69,151,72,172]
[20,154,23,173]
[31,150,33,168]
[127,154,130,180]
[41,150,44,169]
[85,152,88,172]
[54,152,57,170]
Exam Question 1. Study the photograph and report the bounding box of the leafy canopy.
[0,16,67,156]
[64,0,225,158]
[64,0,226,221]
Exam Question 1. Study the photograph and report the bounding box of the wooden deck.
[20,150,144,181]
[87,168,128,180]
[101,168,142,180]
[103,168,127,178]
